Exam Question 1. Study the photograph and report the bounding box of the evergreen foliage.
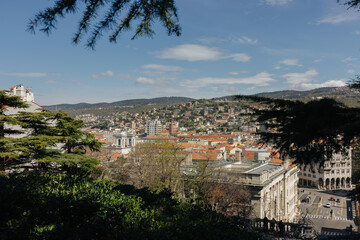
[28,0,181,49]
[0,173,259,240]
[0,92,100,173]
[238,96,360,166]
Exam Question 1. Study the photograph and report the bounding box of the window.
[336,170,340,174]
[342,170,345,174]
[347,169,350,173]
[331,170,334,174]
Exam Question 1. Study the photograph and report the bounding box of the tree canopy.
[0,91,101,173]
[237,95,360,167]
[0,173,259,240]
[28,0,181,49]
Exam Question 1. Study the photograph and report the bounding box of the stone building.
[101,128,137,155]
[298,150,352,190]
[219,159,299,222]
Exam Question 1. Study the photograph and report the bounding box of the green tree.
[0,173,259,240]
[240,96,360,166]
[0,93,100,173]
[0,91,28,137]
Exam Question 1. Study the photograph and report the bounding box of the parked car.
[329,197,335,201]
[336,199,340,203]
[324,203,331,208]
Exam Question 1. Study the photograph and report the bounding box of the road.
[298,187,355,235]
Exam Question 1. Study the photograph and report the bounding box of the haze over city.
[1,0,359,105]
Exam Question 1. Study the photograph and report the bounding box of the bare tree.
[124,140,186,191]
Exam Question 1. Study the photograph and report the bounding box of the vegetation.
[28,0,181,49]
[241,96,360,166]
[0,91,100,173]
[0,173,259,240]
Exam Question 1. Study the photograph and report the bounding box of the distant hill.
[253,87,360,99]
[44,97,193,111]
[252,87,360,107]
[212,87,360,107]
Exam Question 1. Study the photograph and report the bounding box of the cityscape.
[2,1,360,239]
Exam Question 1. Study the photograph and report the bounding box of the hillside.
[253,86,359,99]
[253,86,360,107]
[45,97,193,111]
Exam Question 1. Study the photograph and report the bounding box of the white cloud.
[317,13,359,24]
[279,58,302,66]
[92,70,114,79]
[0,71,61,77]
[100,70,114,77]
[294,80,347,91]
[157,44,251,62]
[355,30,360,35]
[92,74,100,80]
[282,69,318,84]
[262,0,292,6]
[136,77,156,85]
[180,72,276,88]
[142,64,183,72]
[228,72,239,75]
[230,35,258,45]
[157,44,222,61]
[347,69,355,74]
[274,66,281,70]
[228,71,248,75]
[342,57,358,62]
[230,53,251,62]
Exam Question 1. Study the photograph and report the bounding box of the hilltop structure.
[4,84,43,138]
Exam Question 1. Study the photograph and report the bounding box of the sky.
[1,0,360,105]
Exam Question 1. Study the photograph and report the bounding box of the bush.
[0,173,258,240]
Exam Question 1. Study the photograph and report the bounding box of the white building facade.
[298,150,352,190]
[146,119,162,136]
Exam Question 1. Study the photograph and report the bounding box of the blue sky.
[1,0,360,105]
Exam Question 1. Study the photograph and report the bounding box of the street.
[298,187,356,235]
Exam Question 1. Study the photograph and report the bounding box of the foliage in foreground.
[0,173,258,240]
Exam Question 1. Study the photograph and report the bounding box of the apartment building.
[298,150,352,190]
[146,119,162,136]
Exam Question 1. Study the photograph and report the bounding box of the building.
[298,150,352,190]
[182,152,299,222]
[146,119,162,136]
[4,85,43,138]
[218,158,299,222]
[10,84,34,102]
[101,128,137,155]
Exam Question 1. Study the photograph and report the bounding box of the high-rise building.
[146,119,162,136]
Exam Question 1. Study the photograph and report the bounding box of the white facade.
[298,150,352,190]
[111,128,137,155]
[4,85,42,138]
[220,159,299,222]
[146,119,162,136]
[10,84,34,102]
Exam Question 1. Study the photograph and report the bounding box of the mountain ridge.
[44,86,360,112]
[44,97,194,111]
